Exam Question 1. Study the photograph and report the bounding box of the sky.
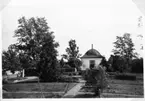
[1,0,144,59]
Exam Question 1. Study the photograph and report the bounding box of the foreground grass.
[74,73,144,98]
[3,82,77,98]
[102,73,144,98]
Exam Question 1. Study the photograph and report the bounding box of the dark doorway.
[90,60,95,69]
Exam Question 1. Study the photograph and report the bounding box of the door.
[89,60,95,69]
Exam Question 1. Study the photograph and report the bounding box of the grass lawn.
[102,73,144,98]
[76,73,144,98]
[3,82,77,98]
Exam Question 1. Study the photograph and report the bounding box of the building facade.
[81,47,103,70]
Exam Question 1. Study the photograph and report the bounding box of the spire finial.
[92,44,93,49]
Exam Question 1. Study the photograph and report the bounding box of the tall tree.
[66,39,81,59]
[64,39,82,70]
[113,33,135,57]
[112,33,136,72]
[14,16,59,81]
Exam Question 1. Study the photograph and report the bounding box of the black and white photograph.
[1,0,144,99]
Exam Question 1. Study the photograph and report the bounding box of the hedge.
[115,74,136,80]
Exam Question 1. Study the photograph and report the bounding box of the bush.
[78,71,82,75]
[115,74,136,80]
[69,73,72,76]
[25,69,39,76]
[67,58,82,71]
[131,58,143,73]
[39,68,60,82]
[65,68,75,72]
[58,75,79,82]
[63,65,71,68]
[3,78,9,84]
[83,69,99,84]
[108,55,129,73]
[81,70,86,76]
[83,67,108,89]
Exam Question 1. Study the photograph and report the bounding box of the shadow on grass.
[74,93,98,98]
[3,92,64,98]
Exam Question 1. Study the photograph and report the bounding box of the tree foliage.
[64,39,82,70]
[66,39,81,59]
[131,58,143,73]
[100,56,109,69]
[108,55,128,72]
[13,16,59,81]
[112,33,136,72]
[59,58,65,68]
[113,33,135,58]
[2,44,22,74]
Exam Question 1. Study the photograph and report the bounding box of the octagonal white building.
[81,46,103,70]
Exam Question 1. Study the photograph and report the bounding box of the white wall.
[81,58,102,70]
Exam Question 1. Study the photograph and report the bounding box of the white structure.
[5,69,25,78]
[22,69,25,77]
[81,45,103,70]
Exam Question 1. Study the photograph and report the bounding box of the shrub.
[108,55,130,73]
[3,78,9,84]
[69,73,72,76]
[58,75,79,82]
[115,74,136,80]
[25,69,39,76]
[65,68,75,72]
[73,72,77,75]
[131,58,143,73]
[63,65,71,68]
[78,71,82,75]
[83,67,108,89]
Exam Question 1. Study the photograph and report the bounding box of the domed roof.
[81,49,103,58]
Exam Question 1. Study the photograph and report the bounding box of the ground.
[3,83,77,98]
[101,73,144,98]
[2,73,144,98]
[73,73,144,98]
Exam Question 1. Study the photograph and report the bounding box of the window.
[90,60,95,69]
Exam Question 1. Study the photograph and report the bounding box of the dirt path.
[63,83,85,98]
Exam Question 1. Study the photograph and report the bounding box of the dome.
[81,49,103,58]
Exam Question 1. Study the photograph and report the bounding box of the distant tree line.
[106,33,143,73]
[107,55,143,73]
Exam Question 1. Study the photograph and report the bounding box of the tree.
[100,56,109,69]
[14,17,59,81]
[108,55,127,72]
[2,44,22,74]
[113,33,135,57]
[112,33,136,72]
[131,58,143,73]
[66,39,81,58]
[64,39,82,70]
[59,57,65,68]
